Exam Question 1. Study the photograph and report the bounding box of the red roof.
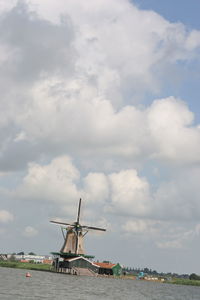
[94,262,116,269]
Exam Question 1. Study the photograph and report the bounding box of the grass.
[0,260,52,272]
[167,278,200,287]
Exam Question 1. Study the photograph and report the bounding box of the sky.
[0,0,200,275]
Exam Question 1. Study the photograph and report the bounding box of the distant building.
[11,254,53,264]
[0,254,8,261]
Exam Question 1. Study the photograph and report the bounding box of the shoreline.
[0,261,52,272]
[0,261,200,286]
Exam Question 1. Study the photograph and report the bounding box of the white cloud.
[0,210,14,223]
[186,30,200,50]
[155,226,197,249]
[23,226,38,237]
[5,81,200,169]
[147,97,200,163]
[0,0,17,14]
[12,156,200,224]
[122,218,200,250]
[5,77,198,169]
[83,173,109,203]
[156,240,182,249]
[107,169,152,217]
[0,1,199,172]
[154,167,200,221]
[18,156,80,207]
[122,219,159,235]
[41,0,200,100]
[15,157,152,219]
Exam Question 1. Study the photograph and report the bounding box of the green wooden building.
[95,262,123,276]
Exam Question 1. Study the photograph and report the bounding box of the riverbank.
[120,274,200,286]
[1,261,200,286]
[166,277,200,287]
[0,260,52,272]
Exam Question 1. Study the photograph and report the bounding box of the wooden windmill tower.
[50,198,106,258]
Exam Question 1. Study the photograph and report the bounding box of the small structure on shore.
[95,262,122,276]
[50,198,106,275]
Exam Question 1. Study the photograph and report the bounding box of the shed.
[95,262,122,276]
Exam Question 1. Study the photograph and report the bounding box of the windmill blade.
[76,198,82,224]
[75,231,79,254]
[50,220,74,227]
[82,225,106,231]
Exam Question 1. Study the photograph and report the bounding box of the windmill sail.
[50,198,106,255]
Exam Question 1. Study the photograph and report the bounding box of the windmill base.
[52,253,100,276]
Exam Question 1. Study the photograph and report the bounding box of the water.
[0,268,199,300]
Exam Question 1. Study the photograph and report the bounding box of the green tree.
[189,273,200,280]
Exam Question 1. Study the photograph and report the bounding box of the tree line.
[123,266,200,280]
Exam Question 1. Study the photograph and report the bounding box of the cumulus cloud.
[83,172,109,203]
[154,167,200,221]
[14,156,153,219]
[17,156,80,207]
[10,155,200,224]
[156,240,182,249]
[0,1,199,173]
[3,88,200,171]
[122,219,159,235]
[23,226,38,237]
[30,0,200,100]
[107,169,152,217]
[0,1,75,83]
[122,218,200,249]
[155,226,198,249]
[147,97,200,163]
[0,210,14,223]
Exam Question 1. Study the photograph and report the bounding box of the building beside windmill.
[95,262,123,276]
[51,198,107,276]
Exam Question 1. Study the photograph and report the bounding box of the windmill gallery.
[50,199,122,277]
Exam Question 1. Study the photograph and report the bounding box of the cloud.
[156,240,182,249]
[83,172,109,203]
[0,1,75,83]
[122,218,200,249]
[10,155,200,225]
[17,156,80,208]
[154,166,200,221]
[0,1,199,173]
[122,219,159,235]
[0,210,14,223]
[155,226,198,250]
[14,156,152,219]
[30,0,200,101]
[107,169,152,217]
[23,226,38,237]
[147,97,200,163]
[2,87,200,172]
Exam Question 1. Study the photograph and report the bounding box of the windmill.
[50,198,106,256]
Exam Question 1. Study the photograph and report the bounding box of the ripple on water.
[0,268,199,300]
